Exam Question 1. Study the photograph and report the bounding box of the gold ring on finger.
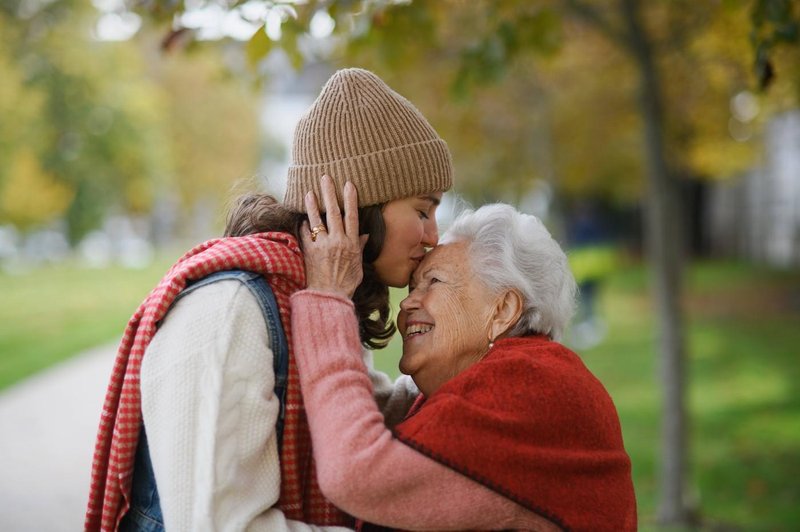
[310,224,326,242]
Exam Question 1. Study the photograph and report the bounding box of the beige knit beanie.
[284,68,453,212]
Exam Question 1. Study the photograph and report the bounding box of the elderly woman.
[291,197,637,531]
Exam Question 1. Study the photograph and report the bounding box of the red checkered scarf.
[85,232,351,530]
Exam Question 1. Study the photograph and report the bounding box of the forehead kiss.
[399,241,476,326]
[397,239,501,396]
[409,241,462,289]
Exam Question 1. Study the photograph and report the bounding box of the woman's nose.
[399,291,419,313]
[422,218,439,248]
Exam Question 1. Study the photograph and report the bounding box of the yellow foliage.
[660,2,761,178]
[0,150,74,229]
[334,0,783,203]
[154,51,261,210]
[0,42,46,157]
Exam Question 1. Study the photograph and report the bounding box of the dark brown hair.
[224,193,396,350]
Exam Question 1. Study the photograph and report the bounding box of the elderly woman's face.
[397,241,498,396]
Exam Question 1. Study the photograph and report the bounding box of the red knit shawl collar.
[392,336,637,532]
[85,233,351,530]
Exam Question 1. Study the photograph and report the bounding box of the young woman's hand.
[301,175,368,298]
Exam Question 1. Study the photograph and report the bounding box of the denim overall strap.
[121,270,290,531]
[119,427,164,532]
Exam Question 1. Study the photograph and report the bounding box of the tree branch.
[562,0,628,48]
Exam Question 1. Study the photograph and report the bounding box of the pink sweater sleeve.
[291,290,559,531]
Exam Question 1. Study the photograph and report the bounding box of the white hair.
[441,203,577,341]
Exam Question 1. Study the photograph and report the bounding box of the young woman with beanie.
[85,68,468,531]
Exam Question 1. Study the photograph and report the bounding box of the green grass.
[579,260,800,531]
[2,257,798,530]
[0,255,177,390]
[0,254,403,391]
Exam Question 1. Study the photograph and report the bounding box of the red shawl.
[85,233,351,530]
[393,336,637,532]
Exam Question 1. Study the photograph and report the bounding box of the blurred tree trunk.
[620,0,691,524]
[568,0,692,524]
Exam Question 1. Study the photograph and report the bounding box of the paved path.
[0,343,117,532]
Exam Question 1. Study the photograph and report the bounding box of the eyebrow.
[411,266,443,286]
[419,195,441,207]
[409,267,428,286]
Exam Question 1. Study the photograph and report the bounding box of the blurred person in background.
[85,68,460,531]
[566,200,618,350]
[292,199,638,532]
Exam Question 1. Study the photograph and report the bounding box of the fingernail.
[322,174,330,182]
[345,181,353,191]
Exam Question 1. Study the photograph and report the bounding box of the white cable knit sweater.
[140,280,417,531]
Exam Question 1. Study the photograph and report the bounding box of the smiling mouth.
[404,323,434,340]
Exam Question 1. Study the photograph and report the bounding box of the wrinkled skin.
[397,242,498,396]
[301,177,366,297]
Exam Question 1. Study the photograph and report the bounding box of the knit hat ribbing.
[284,68,453,212]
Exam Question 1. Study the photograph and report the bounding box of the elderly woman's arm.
[291,290,558,532]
